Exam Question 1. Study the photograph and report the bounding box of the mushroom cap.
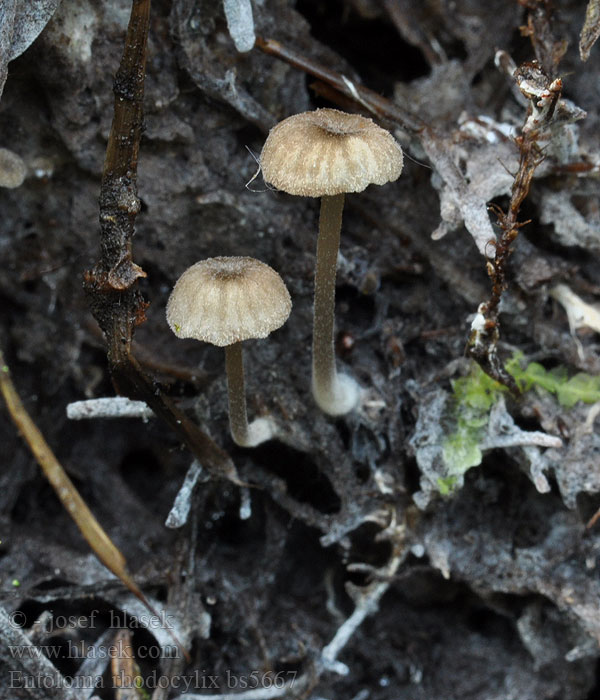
[166,257,292,347]
[0,148,27,189]
[260,108,403,197]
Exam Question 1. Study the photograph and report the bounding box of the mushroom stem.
[312,194,361,415]
[225,342,276,447]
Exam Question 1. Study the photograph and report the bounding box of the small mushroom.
[260,108,403,415]
[0,148,27,189]
[166,256,291,447]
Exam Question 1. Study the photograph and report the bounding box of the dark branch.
[255,36,426,134]
[84,0,239,484]
[466,49,564,389]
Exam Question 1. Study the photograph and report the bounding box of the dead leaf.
[0,0,61,99]
[580,0,600,61]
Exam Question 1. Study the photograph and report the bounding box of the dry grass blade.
[111,628,144,700]
[0,347,192,662]
[0,348,145,593]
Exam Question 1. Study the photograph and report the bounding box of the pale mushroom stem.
[312,193,361,416]
[225,342,276,447]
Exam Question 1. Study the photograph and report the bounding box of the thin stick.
[255,37,425,134]
[467,62,561,388]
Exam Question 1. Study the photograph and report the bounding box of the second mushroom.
[166,256,292,448]
[260,108,403,416]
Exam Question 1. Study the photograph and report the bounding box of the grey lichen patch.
[223,0,255,53]
[42,0,98,65]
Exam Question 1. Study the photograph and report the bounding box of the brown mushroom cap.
[260,108,403,197]
[166,256,292,347]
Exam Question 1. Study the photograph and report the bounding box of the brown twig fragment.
[83,0,238,483]
[111,629,142,699]
[255,36,425,134]
[466,60,562,389]
[463,0,575,387]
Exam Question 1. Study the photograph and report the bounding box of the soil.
[1,1,600,699]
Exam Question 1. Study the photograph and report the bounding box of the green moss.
[135,676,151,700]
[439,354,599,495]
[451,369,505,412]
[437,475,460,495]
[441,365,504,491]
[506,351,600,407]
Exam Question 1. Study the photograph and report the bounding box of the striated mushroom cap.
[166,256,292,347]
[260,108,403,197]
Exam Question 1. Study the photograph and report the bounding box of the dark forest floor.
[1,1,600,699]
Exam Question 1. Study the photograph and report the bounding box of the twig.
[111,629,140,700]
[223,0,256,53]
[83,0,239,484]
[466,1,581,387]
[522,445,552,494]
[320,555,403,676]
[550,284,600,334]
[74,628,115,694]
[466,60,562,389]
[519,0,568,74]
[481,431,562,450]
[255,37,424,134]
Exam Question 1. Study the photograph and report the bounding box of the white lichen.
[66,397,154,421]
[223,0,255,53]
